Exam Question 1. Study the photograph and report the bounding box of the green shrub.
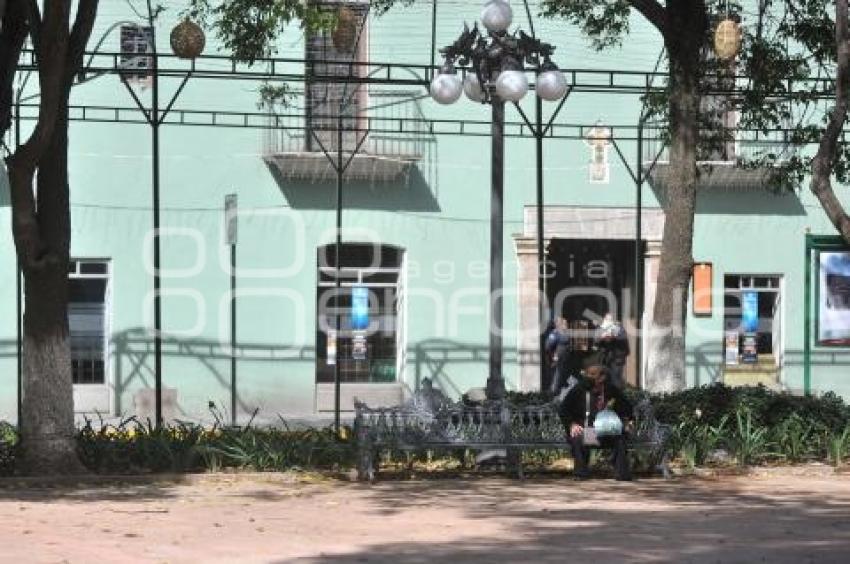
[0,422,18,476]
[73,412,355,475]
[650,384,850,434]
[728,407,775,466]
[826,426,850,468]
[771,414,821,463]
[671,414,728,468]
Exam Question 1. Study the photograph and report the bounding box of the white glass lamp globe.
[536,69,568,101]
[430,72,463,105]
[481,0,513,33]
[463,73,486,102]
[495,69,528,102]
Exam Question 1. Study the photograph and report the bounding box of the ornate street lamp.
[430,0,568,400]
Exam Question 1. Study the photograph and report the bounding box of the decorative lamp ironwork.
[714,18,742,61]
[332,6,359,53]
[429,2,567,401]
[170,18,206,59]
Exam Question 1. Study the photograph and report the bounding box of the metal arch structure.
[15,48,841,98]
[9,40,846,427]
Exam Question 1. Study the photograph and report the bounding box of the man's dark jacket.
[560,378,634,427]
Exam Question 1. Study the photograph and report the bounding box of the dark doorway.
[545,238,641,388]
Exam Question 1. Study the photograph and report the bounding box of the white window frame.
[315,247,405,386]
[69,259,113,415]
[723,273,785,374]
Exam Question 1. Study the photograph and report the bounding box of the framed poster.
[818,252,850,346]
[352,332,367,361]
[327,330,337,366]
[742,333,758,364]
[724,331,739,365]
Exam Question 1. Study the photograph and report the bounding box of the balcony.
[262,89,430,184]
[642,122,798,193]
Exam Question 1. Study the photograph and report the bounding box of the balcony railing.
[262,89,431,182]
[642,122,800,167]
[640,121,801,191]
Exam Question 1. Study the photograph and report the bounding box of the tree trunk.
[809,0,850,243]
[644,10,705,392]
[2,0,98,475]
[18,104,84,475]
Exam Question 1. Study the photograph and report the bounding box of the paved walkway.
[2,467,849,563]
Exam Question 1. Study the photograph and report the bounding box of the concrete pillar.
[514,236,547,392]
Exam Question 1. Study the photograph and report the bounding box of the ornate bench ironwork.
[353,388,671,481]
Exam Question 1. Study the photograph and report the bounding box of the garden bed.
[1,384,849,477]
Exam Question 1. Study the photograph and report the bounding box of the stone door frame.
[513,205,665,392]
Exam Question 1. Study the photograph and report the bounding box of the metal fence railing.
[263,89,431,161]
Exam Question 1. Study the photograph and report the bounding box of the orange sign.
[693,263,713,316]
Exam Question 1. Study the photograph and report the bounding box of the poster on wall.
[352,332,367,361]
[351,286,370,331]
[818,252,850,346]
[725,332,739,365]
[742,291,759,333]
[327,330,337,366]
[742,333,758,364]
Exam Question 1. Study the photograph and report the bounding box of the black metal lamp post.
[430,1,568,400]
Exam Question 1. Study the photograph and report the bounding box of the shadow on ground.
[291,476,850,563]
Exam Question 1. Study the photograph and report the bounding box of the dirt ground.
[1,466,849,564]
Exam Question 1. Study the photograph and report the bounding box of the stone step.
[723,370,781,389]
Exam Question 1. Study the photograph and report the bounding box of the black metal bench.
[353,389,672,481]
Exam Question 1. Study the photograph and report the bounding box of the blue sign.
[351,286,370,330]
[742,291,759,333]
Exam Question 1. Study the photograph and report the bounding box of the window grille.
[316,243,404,384]
[305,1,370,152]
[68,260,110,386]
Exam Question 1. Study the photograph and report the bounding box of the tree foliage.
[186,0,338,63]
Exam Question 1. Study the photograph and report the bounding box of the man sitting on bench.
[561,351,634,481]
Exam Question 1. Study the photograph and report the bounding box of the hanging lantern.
[332,6,358,53]
[170,18,206,59]
[714,19,741,61]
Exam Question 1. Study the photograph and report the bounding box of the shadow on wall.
[3,333,848,420]
[0,331,511,419]
[411,339,520,399]
[687,344,850,391]
[648,165,807,216]
[696,187,807,216]
[264,161,441,212]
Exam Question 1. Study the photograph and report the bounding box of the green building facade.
[1,1,849,425]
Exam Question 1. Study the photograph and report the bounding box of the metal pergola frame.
[10,40,845,428]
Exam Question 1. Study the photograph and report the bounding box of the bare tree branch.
[25,0,41,56]
[67,0,99,86]
[809,0,850,241]
[0,0,29,138]
[7,0,71,269]
[628,0,667,36]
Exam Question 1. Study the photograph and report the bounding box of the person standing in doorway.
[546,317,576,401]
[595,313,630,390]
